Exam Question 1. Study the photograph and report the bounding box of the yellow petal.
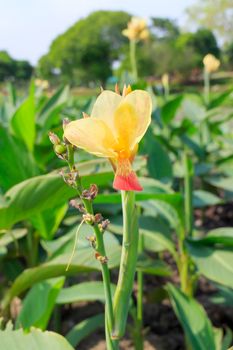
[91,90,123,130]
[122,90,152,146]
[64,118,117,158]
[113,103,138,152]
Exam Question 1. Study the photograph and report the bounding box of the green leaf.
[30,203,68,240]
[66,314,104,348]
[0,229,27,247]
[193,190,222,208]
[186,241,233,289]
[188,228,233,247]
[161,95,183,124]
[211,284,233,306]
[0,327,74,350]
[37,85,69,138]
[57,281,115,304]
[205,176,233,191]
[140,199,183,234]
[136,257,171,276]
[2,235,121,310]
[208,89,233,110]
[167,284,216,350]
[143,130,173,182]
[0,159,113,230]
[16,277,64,330]
[139,216,177,258]
[0,127,39,191]
[11,83,35,152]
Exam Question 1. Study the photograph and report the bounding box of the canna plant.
[51,84,152,349]
[122,17,149,81]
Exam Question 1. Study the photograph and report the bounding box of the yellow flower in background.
[161,73,169,87]
[203,54,220,73]
[64,86,152,191]
[35,79,49,89]
[122,17,149,41]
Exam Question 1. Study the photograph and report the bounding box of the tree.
[186,0,233,44]
[0,51,33,82]
[151,17,180,39]
[37,11,131,85]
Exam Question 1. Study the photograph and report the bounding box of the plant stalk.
[204,69,210,105]
[67,146,117,349]
[136,234,144,350]
[113,191,139,339]
[130,39,138,81]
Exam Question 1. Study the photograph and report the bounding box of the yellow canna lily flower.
[122,17,149,41]
[64,87,152,191]
[203,54,220,73]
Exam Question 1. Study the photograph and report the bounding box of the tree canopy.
[0,51,33,82]
[37,10,131,85]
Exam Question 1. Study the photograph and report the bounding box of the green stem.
[184,151,193,238]
[130,39,138,81]
[113,191,139,339]
[179,151,194,296]
[66,148,117,350]
[204,69,210,105]
[136,234,144,350]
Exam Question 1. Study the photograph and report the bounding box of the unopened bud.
[81,184,98,200]
[94,213,103,223]
[95,253,108,264]
[83,213,95,225]
[49,132,60,145]
[69,200,86,213]
[98,219,110,233]
[86,235,96,248]
[54,144,67,155]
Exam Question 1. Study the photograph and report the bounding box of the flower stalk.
[112,190,139,339]
[61,143,117,350]
[130,39,138,81]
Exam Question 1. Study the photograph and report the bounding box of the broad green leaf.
[42,225,120,260]
[206,176,233,191]
[186,241,233,289]
[139,216,177,258]
[167,284,216,350]
[0,127,38,191]
[16,277,64,330]
[0,229,27,247]
[188,228,233,247]
[30,203,68,240]
[109,215,177,257]
[0,327,74,350]
[57,281,115,304]
[208,89,233,110]
[66,314,104,347]
[37,85,70,139]
[143,130,173,182]
[2,240,121,310]
[161,95,183,124]
[139,199,183,234]
[37,85,69,125]
[0,159,114,230]
[211,284,233,306]
[11,83,35,152]
[136,257,171,276]
[193,190,222,208]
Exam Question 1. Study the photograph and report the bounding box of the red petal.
[113,171,142,191]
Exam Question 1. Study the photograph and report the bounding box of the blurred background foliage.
[0,1,233,87]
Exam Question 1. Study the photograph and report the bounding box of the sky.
[0,0,196,65]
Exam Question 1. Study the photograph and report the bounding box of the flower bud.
[49,132,60,145]
[54,144,67,155]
